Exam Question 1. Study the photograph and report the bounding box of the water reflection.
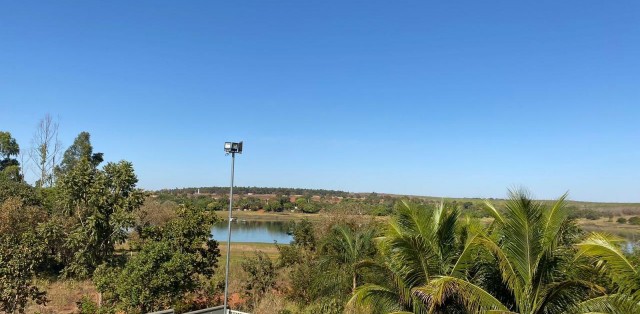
[211,220,294,243]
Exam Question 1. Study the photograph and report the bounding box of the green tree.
[300,202,320,213]
[265,200,281,212]
[55,131,103,177]
[241,251,277,311]
[94,206,220,313]
[0,197,48,313]
[0,175,39,205]
[320,224,377,292]
[0,131,21,181]
[292,219,316,251]
[59,159,144,277]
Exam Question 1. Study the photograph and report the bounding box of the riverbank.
[225,210,325,222]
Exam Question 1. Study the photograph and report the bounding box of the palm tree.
[351,190,615,314]
[349,200,489,313]
[286,222,379,313]
[320,223,378,292]
[416,190,605,313]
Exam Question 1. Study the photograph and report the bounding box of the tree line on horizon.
[158,186,351,198]
[156,188,632,222]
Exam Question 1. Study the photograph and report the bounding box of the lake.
[211,220,294,243]
[210,219,640,252]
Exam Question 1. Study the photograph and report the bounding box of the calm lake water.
[211,220,640,252]
[211,220,294,243]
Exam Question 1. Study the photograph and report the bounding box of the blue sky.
[1,1,638,202]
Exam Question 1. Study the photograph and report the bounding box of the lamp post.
[223,141,242,314]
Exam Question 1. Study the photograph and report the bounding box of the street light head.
[224,141,243,154]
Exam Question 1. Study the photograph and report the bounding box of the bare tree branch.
[29,114,63,187]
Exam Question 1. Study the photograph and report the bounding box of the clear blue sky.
[1,1,638,202]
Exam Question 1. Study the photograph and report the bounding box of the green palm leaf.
[413,276,508,313]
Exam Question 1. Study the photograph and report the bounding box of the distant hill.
[153,186,640,213]
[155,186,351,197]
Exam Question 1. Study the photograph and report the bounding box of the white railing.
[146,307,250,314]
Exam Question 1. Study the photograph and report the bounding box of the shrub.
[300,202,320,214]
[241,251,277,311]
[617,217,627,224]
[628,216,640,225]
[76,296,113,314]
[94,207,220,313]
[569,209,603,220]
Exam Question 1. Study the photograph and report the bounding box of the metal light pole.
[223,141,242,314]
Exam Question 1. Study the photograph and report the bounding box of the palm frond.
[483,200,505,225]
[576,233,638,291]
[535,279,605,314]
[477,236,521,297]
[450,232,482,277]
[412,276,509,313]
[348,283,408,314]
[541,192,569,254]
[569,294,640,314]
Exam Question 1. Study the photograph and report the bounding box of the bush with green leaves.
[240,251,277,311]
[93,206,220,313]
[0,196,48,313]
[569,207,604,220]
[275,217,379,313]
[76,296,114,314]
[58,158,144,278]
[628,216,640,225]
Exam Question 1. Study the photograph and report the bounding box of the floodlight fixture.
[224,141,243,154]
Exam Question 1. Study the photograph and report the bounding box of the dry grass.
[577,216,640,239]
[26,279,98,314]
[228,210,325,222]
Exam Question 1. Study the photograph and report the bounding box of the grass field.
[577,217,640,239]
[228,210,325,222]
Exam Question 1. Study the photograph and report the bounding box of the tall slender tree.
[320,224,377,293]
[29,114,62,187]
[0,131,21,181]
